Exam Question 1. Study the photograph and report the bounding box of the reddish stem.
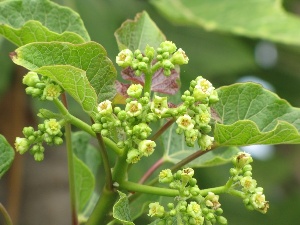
[138,158,164,184]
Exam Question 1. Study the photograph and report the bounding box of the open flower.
[148,202,165,217]
[151,95,168,117]
[187,201,202,218]
[44,119,61,136]
[125,101,142,117]
[116,49,133,67]
[126,149,141,164]
[193,76,215,102]
[97,100,113,115]
[241,176,257,192]
[138,140,156,156]
[43,83,62,101]
[171,48,189,65]
[176,114,194,130]
[15,137,30,154]
[127,84,143,98]
[159,169,173,183]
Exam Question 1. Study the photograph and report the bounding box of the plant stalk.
[0,203,13,225]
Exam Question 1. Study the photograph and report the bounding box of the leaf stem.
[61,94,78,225]
[0,203,13,225]
[144,70,152,95]
[95,131,113,190]
[120,181,179,197]
[138,157,164,184]
[151,118,175,141]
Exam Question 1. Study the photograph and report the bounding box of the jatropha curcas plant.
[0,1,300,225]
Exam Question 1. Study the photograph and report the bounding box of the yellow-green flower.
[148,202,165,217]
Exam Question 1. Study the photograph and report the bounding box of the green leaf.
[113,191,134,225]
[0,0,90,42]
[115,11,166,51]
[36,65,98,120]
[151,0,300,46]
[213,82,300,145]
[162,123,238,167]
[11,41,117,102]
[0,20,85,46]
[0,134,14,178]
[73,154,95,212]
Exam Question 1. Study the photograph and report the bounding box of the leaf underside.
[0,134,15,178]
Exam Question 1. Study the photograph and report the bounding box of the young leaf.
[162,123,238,167]
[113,191,134,225]
[36,65,98,120]
[119,66,180,95]
[213,82,300,145]
[0,134,15,178]
[11,41,117,102]
[0,20,85,46]
[73,154,95,213]
[115,11,166,51]
[151,0,300,46]
[0,0,90,41]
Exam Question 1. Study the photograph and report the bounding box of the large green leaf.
[0,0,89,42]
[113,191,134,225]
[0,20,85,46]
[162,123,239,167]
[73,154,95,213]
[0,134,14,178]
[213,82,300,145]
[11,41,117,102]
[151,0,300,46]
[115,11,166,51]
[37,65,98,120]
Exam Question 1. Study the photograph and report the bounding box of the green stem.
[86,186,118,225]
[53,98,122,156]
[61,94,78,225]
[144,70,152,95]
[0,203,13,225]
[120,181,179,197]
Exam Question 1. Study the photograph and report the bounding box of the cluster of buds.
[92,87,158,164]
[14,119,64,161]
[230,152,269,213]
[116,41,188,76]
[175,76,219,149]
[23,71,62,101]
[148,168,227,225]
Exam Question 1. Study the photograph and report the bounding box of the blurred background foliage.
[0,0,300,224]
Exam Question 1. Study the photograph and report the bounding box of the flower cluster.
[175,76,219,149]
[92,88,158,164]
[230,152,269,213]
[116,41,188,76]
[23,71,62,101]
[148,167,227,225]
[14,119,64,161]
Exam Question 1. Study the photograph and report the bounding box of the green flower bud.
[209,90,219,104]
[163,69,171,76]
[125,101,142,117]
[23,126,35,137]
[184,129,198,147]
[167,203,174,209]
[148,202,165,218]
[176,114,194,131]
[159,169,173,183]
[170,48,189,65]
[43,83,62,101]
[160,41,177,54]
[138,140,156,156]
[117,110,127,121]
[15,137,30,154]
[44,119,61,136]
[162,60,174,70]
[151,95,169,118]
[126,149,141,164]
[187,201,202,218]
[127,84,143,98]
[97,100,113,116]
[198,135,214,150]
[217,216,228,225]
[25,87,42,97]
[34,152,44,161]
[116,49,133,67]
[101,129,109,137]
[23,72,40,87]
[195,111,211,127]
[138,61,148,71]
[53,137,63,145]
[145,45,155,60]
